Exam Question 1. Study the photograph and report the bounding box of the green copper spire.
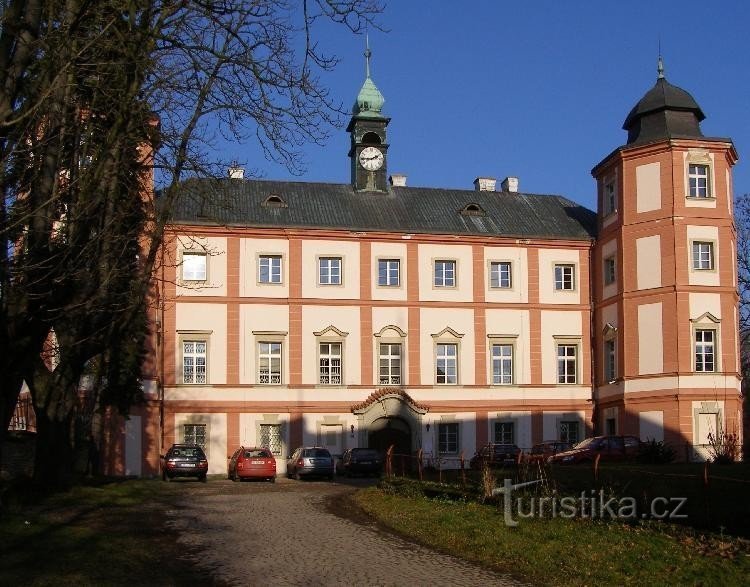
[353,35,385,117]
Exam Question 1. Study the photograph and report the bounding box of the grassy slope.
[355,487,750,586]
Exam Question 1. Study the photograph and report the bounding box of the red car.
[547,435,642,464]
[228,447,276,482]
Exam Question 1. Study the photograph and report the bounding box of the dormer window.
[460,203,485,216]
[262,194,288,208]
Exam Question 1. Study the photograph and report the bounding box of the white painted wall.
[240,238,289,298]
[636,162,661,213]
[637,303,663,375]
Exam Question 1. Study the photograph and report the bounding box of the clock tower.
[347,42,390,192]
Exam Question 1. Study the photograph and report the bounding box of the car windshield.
[172,447,204,458]
[244,450,271,458]
[305,449,330,457]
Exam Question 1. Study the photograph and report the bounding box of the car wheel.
[199,474,207,483]
[162,472,170,482]
[269,476,276,483]
[294,471,302,481]
[328,474,334,481]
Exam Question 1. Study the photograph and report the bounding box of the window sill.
[685,196,716,201]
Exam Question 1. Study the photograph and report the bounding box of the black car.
[337,448,383,477]
[469,443,521,469]
[286,447,335,480]
[162,443,208,482]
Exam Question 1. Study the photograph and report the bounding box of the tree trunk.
[33,411,75,490]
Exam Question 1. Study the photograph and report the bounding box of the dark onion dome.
[622,72,706,145]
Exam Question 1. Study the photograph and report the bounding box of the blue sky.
[219,2,750,212]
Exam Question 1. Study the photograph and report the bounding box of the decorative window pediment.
[374,324,407,338]
[690,312,721,324]
[313,325,349,338]
[431,326,464,339]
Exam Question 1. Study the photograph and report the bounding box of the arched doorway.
[368,416,411,457]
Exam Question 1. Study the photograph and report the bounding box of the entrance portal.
[368,417,411,458]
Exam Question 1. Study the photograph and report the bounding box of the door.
[320,424,343,459]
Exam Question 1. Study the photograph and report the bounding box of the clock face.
[359,146,384,171]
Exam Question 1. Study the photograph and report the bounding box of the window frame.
[258,254,283,284]
[691,241,715,271]
[556,342,578,384]
[489,260,512,289]
[434,259,457,288]
[491,343,514,385]
[688,163,711,198]
[257,341,282,385]
[494,421,515,444]
[435,342,458,385]
[694,328,716,373]
[554,264,576,291]
[438,422,459,454]
[259,423,283,456]
[377,258,401,287]
[604,338,616,382]
[318,256,343,286]
[378,342,402,386]
[559,420,580,444]
[603,178,617,216]
[183,423,207,449]
[178,333,210,385]
[604,256,616,285]
[181,251,207,282]
[318,341,343,385]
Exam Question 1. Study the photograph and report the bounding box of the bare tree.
[0,0,383,488]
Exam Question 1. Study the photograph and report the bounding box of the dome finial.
[352,34,385,117]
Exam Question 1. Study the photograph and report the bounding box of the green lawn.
[355,486,750,586]
[0,479,211,586]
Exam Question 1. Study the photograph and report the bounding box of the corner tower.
[591,59,741,460]
[347,41,390,191]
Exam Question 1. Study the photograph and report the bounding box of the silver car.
[286,447,334,480]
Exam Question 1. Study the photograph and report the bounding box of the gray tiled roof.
[167,178,597,240]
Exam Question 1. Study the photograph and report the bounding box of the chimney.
[228,161,244,180]
[501,176,519,192]
[389,173,407,187]
[473,177,496,192]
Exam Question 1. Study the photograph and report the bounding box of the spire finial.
[364,33,372,78]
[657,38,664,79]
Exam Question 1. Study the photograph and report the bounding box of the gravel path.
[166,477,521,586]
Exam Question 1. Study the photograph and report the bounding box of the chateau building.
[108,55,742,476]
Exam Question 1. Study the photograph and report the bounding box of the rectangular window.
[695,329,715,372]
[259,424,282,456]
[319,342,342,384]
[182,253,206,281]
[688,164,710,198]
[491,344,513,384]
[604,257,616,285]
[434,260,456,287]
[557,344,577,384]
[489,261,512,289]
[604,180,616,214]
[604,339,616,382]
[692,241,714,270]
[184,424,206,449]
[438,422,459,454]
[379,343,402,385]
[554,264,575,290]
[259,255,282,283]
[559,421,580,444]
[436,343,457,384]
[258,342,282,384]
[319,257,342,285]
[494,421,514,444]
[183,340,207,384]
[378,259,400,286]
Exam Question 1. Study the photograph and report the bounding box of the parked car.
[337,448,383,477]
[469,443,521,469]
[228,447,276,482]
[162,444,208,482]
[528,440,573,463]
[286,447,334,480]
[547,435,642,464]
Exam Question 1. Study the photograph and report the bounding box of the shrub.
[707,424,740,464]
[637,440,676,464]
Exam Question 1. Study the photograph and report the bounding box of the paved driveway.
[165,477,520,586]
